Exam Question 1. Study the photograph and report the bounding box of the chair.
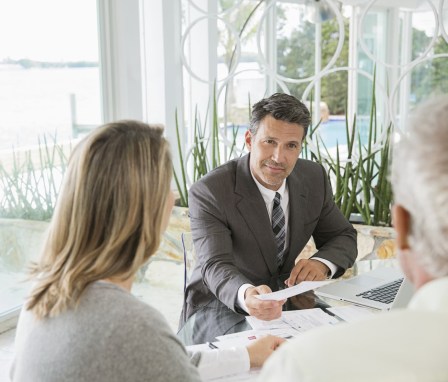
[181,232,196,295]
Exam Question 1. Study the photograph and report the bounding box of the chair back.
[181,232,196,294]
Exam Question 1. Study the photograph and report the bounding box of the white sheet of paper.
[327,305,376,323]
[245,315,291,331]
[255,280,334,301]
[281,308,339,331]
[215,329,259,342]
[246,308,338,331]
[215,328,300,346]
[186,343,213,352]
[206,368,260,382]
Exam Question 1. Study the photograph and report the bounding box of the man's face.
[245,115,304,191]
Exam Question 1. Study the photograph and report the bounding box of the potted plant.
[0,138,70,272]
[173,85,245,208]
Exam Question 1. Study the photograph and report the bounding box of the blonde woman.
[10,121,283,382]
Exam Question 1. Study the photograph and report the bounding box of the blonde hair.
[26,120,172,318]
[392,95,448,278]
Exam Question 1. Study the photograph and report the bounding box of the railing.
[69,93,98,138]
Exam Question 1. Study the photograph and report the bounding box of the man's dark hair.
[249,93,311,137]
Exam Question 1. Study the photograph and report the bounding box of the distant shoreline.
[0,58,98,69]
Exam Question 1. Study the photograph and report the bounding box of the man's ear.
[245,130,252,151]
[392,204,411,250]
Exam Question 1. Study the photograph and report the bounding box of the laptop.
[315,267,414,311]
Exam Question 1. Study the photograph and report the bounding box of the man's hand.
[285,259,329,287]
[246,335,285,368]
[244,285,286,321]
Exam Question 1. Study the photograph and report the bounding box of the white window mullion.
[314,21,322,124]
[265,0,277,95]
[348,5,358,127]
[97,0,145,122]
[398,11,413,130]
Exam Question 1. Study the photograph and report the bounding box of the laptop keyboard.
[356,278,404,304]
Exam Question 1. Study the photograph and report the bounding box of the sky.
[0,0,99,62]
[0,0,445,63]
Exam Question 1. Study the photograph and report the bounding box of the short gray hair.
[391,95,448,277]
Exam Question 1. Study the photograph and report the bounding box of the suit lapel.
[281,161,309,273]
[234,155,278,276]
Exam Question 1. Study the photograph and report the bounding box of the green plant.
[0,136,70,221]
[302,77,393,226]
[370,123,393,226]
[173,87,245,208]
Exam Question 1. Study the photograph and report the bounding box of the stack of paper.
[246,308,338,332]
[207,308,338,350]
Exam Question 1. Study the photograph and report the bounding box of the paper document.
[281,308,339,331]
[186,343,213,353]
[212,328,300,349]
[246,315,291,331]
[206,369,260,381]
[199,309,339,382]
[246,308,338,331]
[255,280,333,301]
[216,328,299,342]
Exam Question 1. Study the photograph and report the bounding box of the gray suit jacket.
[180,154,357,327]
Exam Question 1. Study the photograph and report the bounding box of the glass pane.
[0,0,101,320]
[276,2,349,153]
[218,0,266,126]
[410,12,448,107]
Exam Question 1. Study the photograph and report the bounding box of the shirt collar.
[250,172,286,203]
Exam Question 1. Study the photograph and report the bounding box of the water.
[225,117,372,160]
[0,67,101,151]
[0,66,374,155]
[315,118,371,149]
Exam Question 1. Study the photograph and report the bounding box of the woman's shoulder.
[82,282,200,381]
[84,281,170,330]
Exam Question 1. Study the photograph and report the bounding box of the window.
[0,0,101,325]
[2,0,447,326]
[173,0,448,173]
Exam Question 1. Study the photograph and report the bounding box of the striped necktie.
[272,192,286,267]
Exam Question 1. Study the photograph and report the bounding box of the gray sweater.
[11,282,201,382]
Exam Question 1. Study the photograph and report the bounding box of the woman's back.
[11,281,201,382]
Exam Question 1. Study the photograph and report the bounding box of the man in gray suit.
[179,93,357,337]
